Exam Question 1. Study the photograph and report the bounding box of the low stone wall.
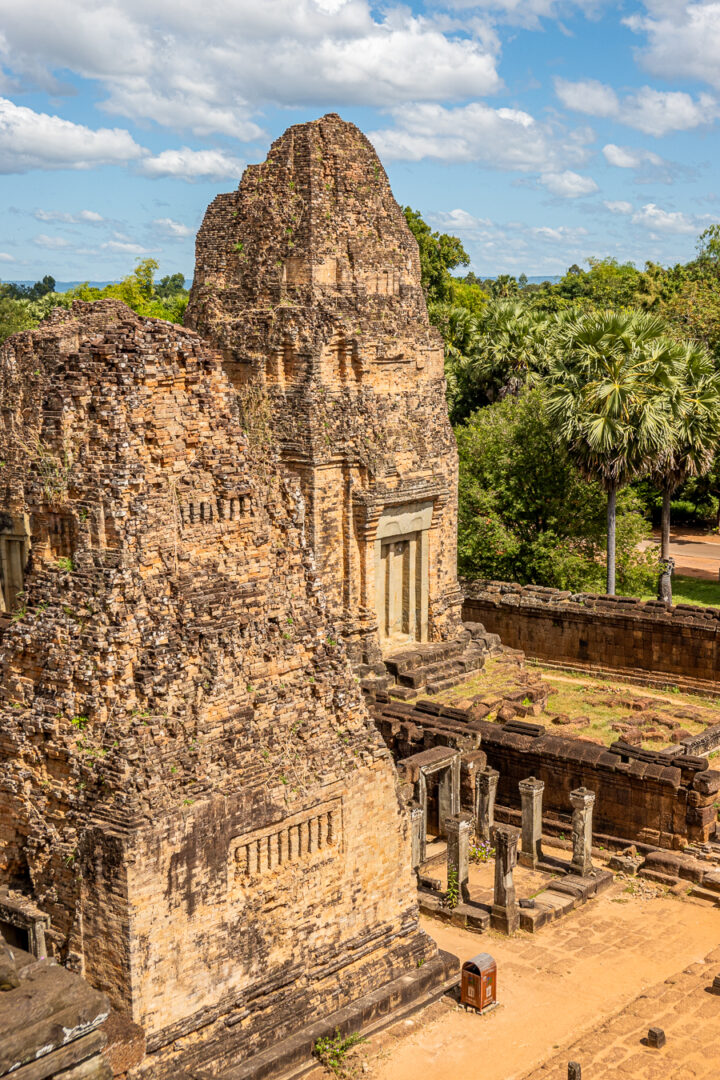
[681,723,720,758]
[463,580,720,686]
[372,697,720,849]
[477,719,720,849]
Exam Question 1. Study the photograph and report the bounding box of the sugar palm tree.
[652,341,720,594]
[545,310,680,595]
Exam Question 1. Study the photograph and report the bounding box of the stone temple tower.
[186,114,465,667]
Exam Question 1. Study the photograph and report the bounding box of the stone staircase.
[357,622,502,702]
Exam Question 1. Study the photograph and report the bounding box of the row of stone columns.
[454,771,597,934]
[474,769,596,877]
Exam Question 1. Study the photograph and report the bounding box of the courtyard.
[309,882,720,1080]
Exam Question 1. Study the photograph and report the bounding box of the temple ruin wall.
[463,581,720,685]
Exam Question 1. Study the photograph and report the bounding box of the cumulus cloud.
[555,77,618,117]
[34,208,104,223]
[631,202,697,234]
[439,0,610,29]
[138,148,245,181]
[604,200,634,214]
[152,217,193,238]
[602,144,664,169]
[0,252,15,262]
[555,78,720,135]
[530,224,588,240]
[626,2,720,90]
[33,233,71,248]
[101,240,154,254]
[0,97,144,173]
[541,170,599,197]
[0,1,502,137]
[369,102,594,176]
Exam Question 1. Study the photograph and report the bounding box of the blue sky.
[1,0,719,281]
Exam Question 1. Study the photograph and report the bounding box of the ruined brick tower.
[187,113,464,666]
[0,301,452,1078]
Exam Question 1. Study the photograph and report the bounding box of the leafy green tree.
[651,341,720,588]
[545,310,679,594]
[446,300,554,421]
[403,207,469,302]
[488,274,519,298]
[0,297,36,343]
[156,272,187,299]
[456,388,658,592]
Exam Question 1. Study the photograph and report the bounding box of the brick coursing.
[186,113,463,662]
[463,580,720,686]
[0,300,435,1065]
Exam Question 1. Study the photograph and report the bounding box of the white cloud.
[0,2,503,137]
[439,0,610,29]
[604,200,634,214]
[138,148,245,181]
[541,170,599,197]
[34,208,104,223]
[555,77,618,117]
[0,97,145,173]
[33,233,71,248]
[0,252,15,262]
[436,209,493,230]
[530,224,588,240]
[152,217,193,238]
[626,2,720,90]
[555,78,720,135]
[631,203,697,234]
[101,240,154,254]
[602,144,663,168]
[369,102,593,175]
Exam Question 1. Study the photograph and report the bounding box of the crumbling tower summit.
[187,113,463,663]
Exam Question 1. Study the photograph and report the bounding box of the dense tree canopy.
[406,207,720,597]
[0,261,189,344]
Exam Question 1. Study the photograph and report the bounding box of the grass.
[431,658,720,752]
[639,574,720,608]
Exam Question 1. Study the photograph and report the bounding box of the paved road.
[650,529,720,579]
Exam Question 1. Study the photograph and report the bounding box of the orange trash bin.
[461,953,497,1013]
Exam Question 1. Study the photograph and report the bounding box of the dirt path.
[344,884,720,1080]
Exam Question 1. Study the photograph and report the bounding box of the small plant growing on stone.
[313,1030,365,1077]
[445,866,460,909]
[10,603,27,623]
[71,716,89,730]
[56,556,74,572]
[469,840,495,864]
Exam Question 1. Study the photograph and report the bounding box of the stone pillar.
[475,767,499,843]
[518,776,544,869]
[409,802,424,871]
[570,787,595,877]
[445,812,473,903]
[490,824,520,934]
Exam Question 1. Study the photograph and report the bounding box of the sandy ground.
[313,882,720,1080]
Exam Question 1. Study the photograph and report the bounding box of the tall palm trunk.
[607,483,617,595]
[661,484,672,562]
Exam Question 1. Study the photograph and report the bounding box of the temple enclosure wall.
[372,700,720,850]
[476,720,720,850]
[463,581,720,686]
